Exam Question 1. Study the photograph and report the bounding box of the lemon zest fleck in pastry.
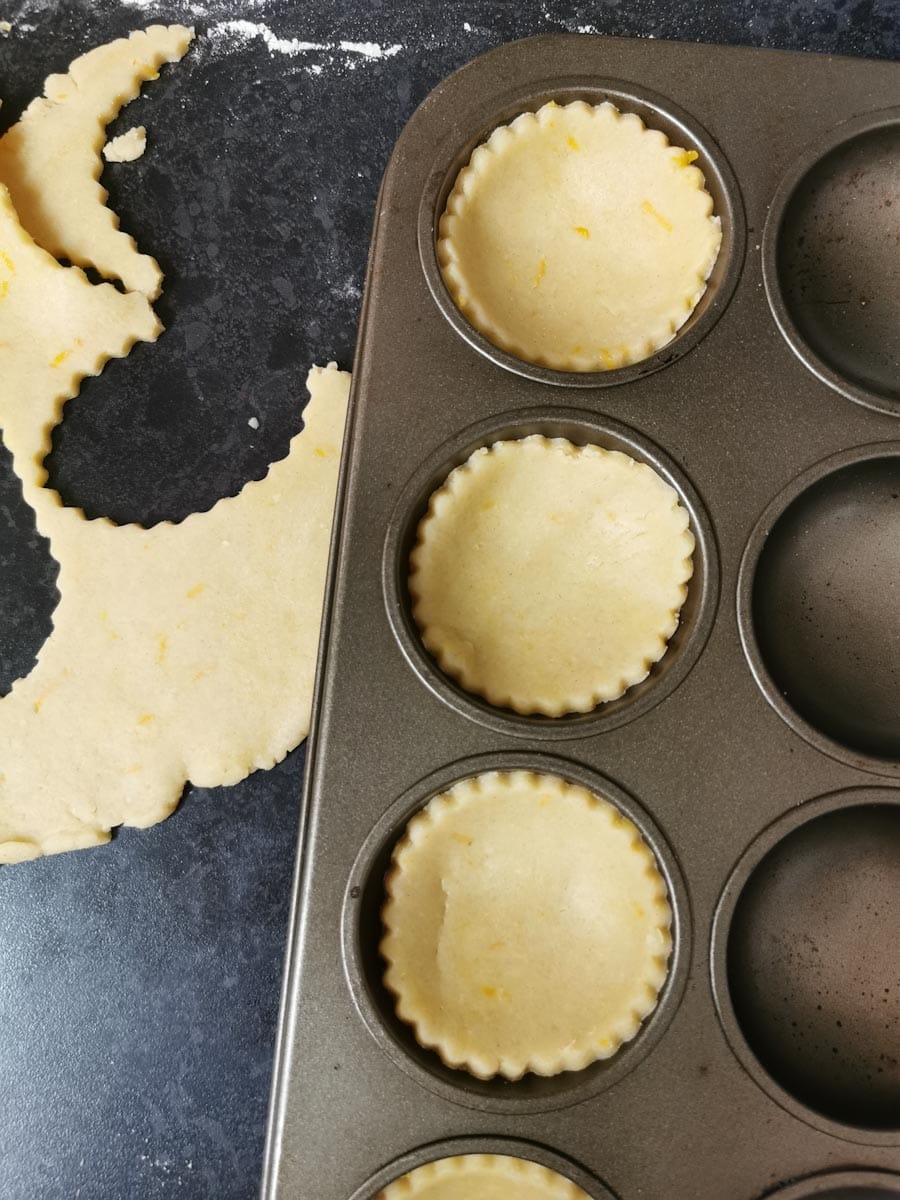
[641,199,673,232]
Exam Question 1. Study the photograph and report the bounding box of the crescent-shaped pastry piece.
[0,24,194,298]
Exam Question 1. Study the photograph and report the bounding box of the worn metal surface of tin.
[263,34,900,1200]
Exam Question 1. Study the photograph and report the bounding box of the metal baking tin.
[262,34,900,1200]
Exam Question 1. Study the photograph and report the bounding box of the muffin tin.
[262,34,900,1200]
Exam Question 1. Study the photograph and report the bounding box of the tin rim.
[763,1170,900,1198]
[417,75,745,388]
[736,441,900,778]
[346,1135,617,1200]
[761,105,900,418]
[383,407,720,740]
[342,750,692,1115]
[710,788,900,1147]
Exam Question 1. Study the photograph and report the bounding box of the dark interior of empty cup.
[727,804,900,1130]
[774,120,900,409]
[752,455,900,761]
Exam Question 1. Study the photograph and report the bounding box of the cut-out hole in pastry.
[30,27,325,527]
[43,345,307,529]
[0,352,349,863]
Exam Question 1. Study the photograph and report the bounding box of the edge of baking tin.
[260,173,391,1199]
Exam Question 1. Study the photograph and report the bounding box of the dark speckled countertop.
[0,2,896,1197]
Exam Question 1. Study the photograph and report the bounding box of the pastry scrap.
[0,186,159,505]
[410,435,694,716]
[381,771,672,1080]
[0,25,194,298]
[377,1153,592,1199]
[438,100,722,371]
[103,126,147,163]
[0,29,350,862]
[0,353,348,863]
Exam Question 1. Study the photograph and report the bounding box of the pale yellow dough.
[0,25,194,298]
[377,1154,591,1199]
[438,100,722,371]
[0,337,348,862]
[0,27,351,862]
[0,187,160,498]
[410,435,694,716]
[103,126,147,163]
[381,771,672,1080]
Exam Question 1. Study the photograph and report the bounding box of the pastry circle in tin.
[409,434,694,717]
[375,1152,591,1199]
[381,769,672,1081]
[349,1136,615,1200]
[438,99,722,372]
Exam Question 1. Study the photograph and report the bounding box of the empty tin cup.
[712,790,900,1145]
[738,444,900,777]
[763,107,900,417]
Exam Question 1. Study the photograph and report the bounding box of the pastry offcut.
[0,24,193,298]
[381,770,672,1080]
[409,435,694,717]
[376,1153,591,1199]
[438,99,722,371]
[0,26,351,861]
